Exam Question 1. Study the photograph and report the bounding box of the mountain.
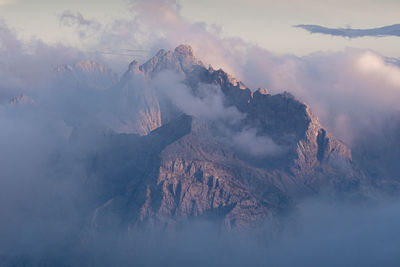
[75,45,370,232]
[2,44,385,267]
[111,60,162,135]
[88,115,291,231]
[55,60,118,91]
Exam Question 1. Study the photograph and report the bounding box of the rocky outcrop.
[89,115,291,231]
[113,60,162,135]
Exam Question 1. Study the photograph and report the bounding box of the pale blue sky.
[1,0,399,57]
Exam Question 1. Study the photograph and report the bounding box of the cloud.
[58,0,248,77]
[127,0,248,76]
[241,47,400,145]
[294,23,400,38]
[265,198,400,266]
[59,11,101,40]
[0,21,88,103]
[153,70,282,156]
[0,0,15,6]
[356,51,400,87]
[0,21,143,265]
[231,128,281,156]
[78,198,400,266]
[56,0,400,149]
[1,1,400,265]
[153,70,242,122]
[60,11,100,28]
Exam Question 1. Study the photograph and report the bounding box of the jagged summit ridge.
[56,60,112,73]
[138,44,205,76]
[111,44,357,178]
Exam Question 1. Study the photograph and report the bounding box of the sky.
[0,0,400,58]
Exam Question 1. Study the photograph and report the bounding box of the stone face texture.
[90,115,290,231]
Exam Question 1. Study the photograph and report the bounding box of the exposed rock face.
[113,60,162,135]
[111,45,206,134]
[89,115,290,231]
[84,45,369,232]
[139,45,205,77]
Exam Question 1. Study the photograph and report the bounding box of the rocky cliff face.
[89,115,291,231]
[83,45,369,232]
[112,60,162,135]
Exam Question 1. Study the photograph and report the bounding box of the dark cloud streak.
[294,23,400,38]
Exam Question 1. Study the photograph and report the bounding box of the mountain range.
[5,43,400,267]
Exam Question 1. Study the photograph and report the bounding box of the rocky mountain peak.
[128,60,140,73]
[174,44,194,58]
[139,44,204,76]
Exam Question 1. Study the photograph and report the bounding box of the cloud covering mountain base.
[1,0,400,266]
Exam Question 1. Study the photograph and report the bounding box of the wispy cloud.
[294,24,400,38]
[59,11,101,40]
[59,11,100,28]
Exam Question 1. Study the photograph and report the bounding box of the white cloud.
[153,70,243,122]
[232,128,281,156]
[356,51,400,88]
[153,70,281,156]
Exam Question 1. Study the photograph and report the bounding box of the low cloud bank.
[3,195,400,266]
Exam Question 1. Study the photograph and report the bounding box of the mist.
[71,198,400,267]
[153,70,281,156]
[0,0,400,266]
